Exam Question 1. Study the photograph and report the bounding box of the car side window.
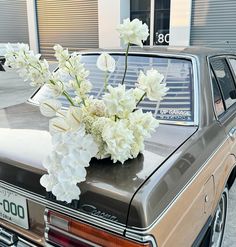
[211,69,225,117]
[210,58,236,109]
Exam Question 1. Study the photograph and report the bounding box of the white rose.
[96,52,116,72]
[117,18,149,47]
[102,119,134,163]
[137,69,168,101]
[103,84,136,118]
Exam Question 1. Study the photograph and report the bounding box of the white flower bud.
[49,117,70,133]
[96,52,116,72]
[40,99,62,117]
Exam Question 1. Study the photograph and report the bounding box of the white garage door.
[36,0,99,59]
[190,0,236,50]
[0,0,29,44]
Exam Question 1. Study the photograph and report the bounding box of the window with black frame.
[154,0,170,45]
[130,0,151,46]
[130,0,170,46]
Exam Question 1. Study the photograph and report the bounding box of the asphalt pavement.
[0,64,235,247]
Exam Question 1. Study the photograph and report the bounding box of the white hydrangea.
[103,84,136,119]
[91,117,110,159]
[52,182,81,202]
[117,18,149,47]
[102,119,134,163]
[40,125,98,203]
[137,69,168,101]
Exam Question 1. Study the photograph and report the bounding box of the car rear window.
[32,54,194,123]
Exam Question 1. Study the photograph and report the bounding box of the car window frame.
[208,54,236,124]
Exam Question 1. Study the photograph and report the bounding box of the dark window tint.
[154,0,170,45]
[130,0,150,45]
[211,69,225,117]
[211,58,236,109]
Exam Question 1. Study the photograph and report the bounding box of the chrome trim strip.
[125,232,158,247]
[0,181,126,236]
[28,51,199,127]
[125,136,229,234]
[17,237,39,247]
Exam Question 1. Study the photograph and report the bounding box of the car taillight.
[45,209,154,247]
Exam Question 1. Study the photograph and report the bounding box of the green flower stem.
[121,42,130,85]
[136,92,146,107]
[49,79,75,106]
[63,90,75,106]
[104,70,108,92]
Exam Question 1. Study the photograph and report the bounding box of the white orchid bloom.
[40,99,62,117]
[117,18,149,48]
[96,52,116,72]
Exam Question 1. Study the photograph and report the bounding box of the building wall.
[2,0,236,53]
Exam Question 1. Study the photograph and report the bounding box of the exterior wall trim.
[26,0,39,53]
[169,0,192,46]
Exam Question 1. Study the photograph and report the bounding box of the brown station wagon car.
[0,47,236,247]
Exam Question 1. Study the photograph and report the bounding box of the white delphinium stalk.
[53,45,91,104]
[5,43,50,86]
[54,44,70,68]
[103,84,136,119]
[102,119,134,163]
[137,69,168,101]
[40,125,98,203]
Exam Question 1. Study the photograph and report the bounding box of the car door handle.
[229,127,236,140]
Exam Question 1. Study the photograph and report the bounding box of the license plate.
[0,187,29,229]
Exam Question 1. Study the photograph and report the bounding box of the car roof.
[83,46,235,58]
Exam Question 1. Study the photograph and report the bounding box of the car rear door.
[210,55,236,156]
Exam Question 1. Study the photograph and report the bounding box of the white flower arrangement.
[5,18,168,203]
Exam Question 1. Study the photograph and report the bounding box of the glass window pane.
[32,55,194,123]
[131,0,150,11]
[130,0,150,45]
[154,0,170,45]
[211,58,236,109]
[211,69,225,116]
